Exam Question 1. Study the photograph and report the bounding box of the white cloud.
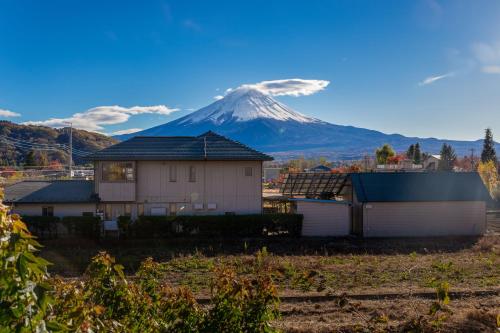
[472,41,500,74]
[482,65,500,74]
[0,108,21,118]
[23,105,178,132]
[111,128,143,136]
[418,72,454,86]
[239,79,330,97]
[213,95,224,101]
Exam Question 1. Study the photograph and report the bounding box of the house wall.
[362,201,486,237]
[10,203,97,218]
[95,160,263,218]
[295,200,351,236]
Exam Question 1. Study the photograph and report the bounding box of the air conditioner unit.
[193,203,204,210]
[207,203,217,210]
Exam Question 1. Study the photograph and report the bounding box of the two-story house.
[4,131,273,219]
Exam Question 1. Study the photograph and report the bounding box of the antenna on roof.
[204,136,207,159]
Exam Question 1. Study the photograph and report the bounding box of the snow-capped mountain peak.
[179,87,319,125]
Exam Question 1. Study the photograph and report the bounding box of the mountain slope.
[117,88,494,159]
[0,121,117,165]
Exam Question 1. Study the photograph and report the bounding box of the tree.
[24,150,36,167]
[477,161,498,197]
[35,151,49,166]
[406,144,415,160]
[481,128,497,166]
[414,143,422,164]
[438,143,457,171]
[375,144,395,165]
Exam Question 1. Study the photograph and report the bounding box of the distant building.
[306,165,332,173]
[423,155,440,171]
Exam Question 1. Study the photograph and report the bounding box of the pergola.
[280,172,349,199]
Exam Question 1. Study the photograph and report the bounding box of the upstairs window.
[169,165,177,182]
[102,162,134,182]
[244,167,253,177]
[188,166,196,182]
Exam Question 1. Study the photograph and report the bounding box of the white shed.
[292,199,351,236]
[350,172,490,237]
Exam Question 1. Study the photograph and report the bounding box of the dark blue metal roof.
[350,172,491,203]
[4,180,97,204]
[87,131,273,161]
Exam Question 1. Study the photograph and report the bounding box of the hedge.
[21,215,101,238]
[125,214,303,238]
[61,216,101,238]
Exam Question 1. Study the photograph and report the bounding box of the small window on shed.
[42,206,54,217]
[188,166,196,182]
[244,167,253,177]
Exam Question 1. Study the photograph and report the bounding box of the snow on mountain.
[179,88,320,124]
[115,87,491,159]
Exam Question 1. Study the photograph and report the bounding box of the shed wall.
[363,201,486,237]
[10,203,97,218]
[296,201,351,236]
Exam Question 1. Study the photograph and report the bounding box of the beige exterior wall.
[363,201,486,237]
[296,200,351,236]
[95,160,263,217]
[10,203,97,218]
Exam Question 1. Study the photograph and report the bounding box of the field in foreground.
[40,236,499,332]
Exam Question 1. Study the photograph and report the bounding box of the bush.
[61,216,101,238]
[117,215,132,237]
[21,215,60,238]
[129,214,303,238]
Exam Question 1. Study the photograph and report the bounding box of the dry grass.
[39,235,500,332]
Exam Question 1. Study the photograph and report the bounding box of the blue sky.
[1,0,500,140]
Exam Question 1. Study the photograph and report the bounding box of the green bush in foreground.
[1,195,281,332]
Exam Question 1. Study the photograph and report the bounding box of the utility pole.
[470,148,475,171]
[65,122,73,178]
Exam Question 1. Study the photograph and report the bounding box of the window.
[102,162,134,182]
[42,206,54,217]
[169,203,177,216]
[188,166,196,182]
[169,165,177,182]
[244,167,253,177]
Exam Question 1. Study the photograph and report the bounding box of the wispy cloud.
[472,41,500,74]
[418,72,454,86]
[235,78,330,97]
[213,95,224,101]
[23,105,178,132]
[111,128,143,136]
[0,109,21,118]
[482,65,500,74]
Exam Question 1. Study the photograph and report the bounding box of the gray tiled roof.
[87,131,273,161]
[350,172,491,203]
[3,180,97,204]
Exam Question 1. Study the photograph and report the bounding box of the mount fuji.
[116,88,491,159]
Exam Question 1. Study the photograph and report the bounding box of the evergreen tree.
[414,143,422,164]
[375,144,395,165]
[481,128,497,165]
[406,144,415,160]
[24,151,36,167]
[438,143,457,171]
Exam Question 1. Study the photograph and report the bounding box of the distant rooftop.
[3,180,96,204]
[88,131,273,161]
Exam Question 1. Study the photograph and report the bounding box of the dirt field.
[39,235,499,332]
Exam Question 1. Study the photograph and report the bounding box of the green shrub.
[0,194,62,331]
[130,214,302,238]
[117,215,132,237]
[61,216,101,238]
